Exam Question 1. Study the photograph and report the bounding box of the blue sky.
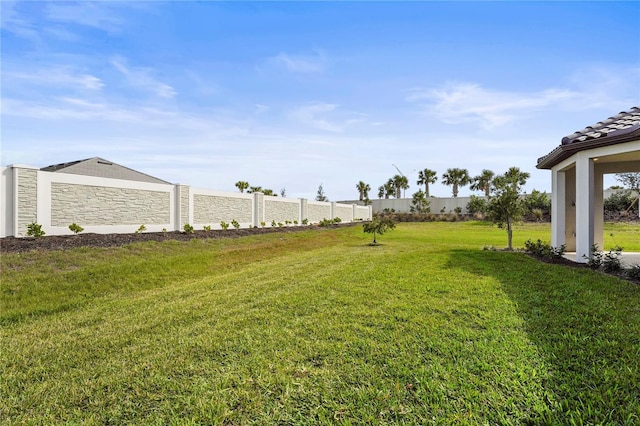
[2,1,639,201]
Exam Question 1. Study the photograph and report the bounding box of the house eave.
[537,125,640,170]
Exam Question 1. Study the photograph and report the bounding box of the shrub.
[203,225,211,232]
[627,264,640,280]
[220,221,230,230]
[453,207,463,215]
[183,223,195,234]
[605,190,638,214]
[583,244,603,270]
[271,220,277,227]
[302,218,309,225]
[531,208,544,222]
[135,224,146,234]
[524,239,566,259]
[523,190,551,214]
[260,221,266,228]
[231,219,240,229]
[602,246,623,273]
[467,195,488,215]
[26,222,45,238]
[319,218,332,227]
[68,223,84,234]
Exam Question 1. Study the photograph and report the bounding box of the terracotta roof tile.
[537,106,640,169]
[562,106,640,145]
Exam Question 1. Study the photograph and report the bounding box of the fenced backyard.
[2,222,639,424]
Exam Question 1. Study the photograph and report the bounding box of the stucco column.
[593,166,604,250]
[253,192,264,226]
[575,156,595,262]
[300,198,308,224]
[13,165,39,237]
[551,168,566,248]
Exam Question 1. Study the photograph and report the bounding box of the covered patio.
[537,107,640,263]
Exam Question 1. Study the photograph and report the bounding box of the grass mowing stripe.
[2,222,639,424]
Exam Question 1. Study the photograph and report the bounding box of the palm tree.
[377,179,395,199]
[356,181,371,201]
[392,175,409,198]
[502,167,530,189]
[470,169,495,196]
[247,186,263,194]
[417,168,437,197]
[441,168,471,197]
[235,181,249,193]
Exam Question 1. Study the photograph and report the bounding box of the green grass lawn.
[2,222,639,424]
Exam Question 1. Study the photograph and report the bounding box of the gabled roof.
[537,107,640,169]
[41,157,170,184]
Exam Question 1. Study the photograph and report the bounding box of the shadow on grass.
[446,249,640,425]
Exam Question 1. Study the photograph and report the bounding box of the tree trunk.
[507,220,513,250]
[453,184,458,197]
[425,184,430,197]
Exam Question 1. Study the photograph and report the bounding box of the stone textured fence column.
[13,165,39,237]
[253,192,264,227]
[300,198,308,224]
[330,202,336,219]
[177,184,191,230]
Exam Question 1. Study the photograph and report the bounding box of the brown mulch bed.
[0,223,360,254]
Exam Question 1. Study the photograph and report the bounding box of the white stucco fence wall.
[192,189,254,229]
[264,196,301,224]
[307,201,332,223]
[1,165,372,237]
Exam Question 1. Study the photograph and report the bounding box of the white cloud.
[287,103,371,133]
[45,2,126,33]
[407,83,579,129]
[268,51,326,73]
[408,65,640,131]
[110,56,177,99]
[288,103,344,132]
[6,68,104,91]
[0,1,41,41]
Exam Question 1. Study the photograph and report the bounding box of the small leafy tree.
[486,167,530,250]
[220,221,230,230]
[363,217,396,245]
[183,223,195,234]
[610,173,639,216]
[231,219,240,229]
